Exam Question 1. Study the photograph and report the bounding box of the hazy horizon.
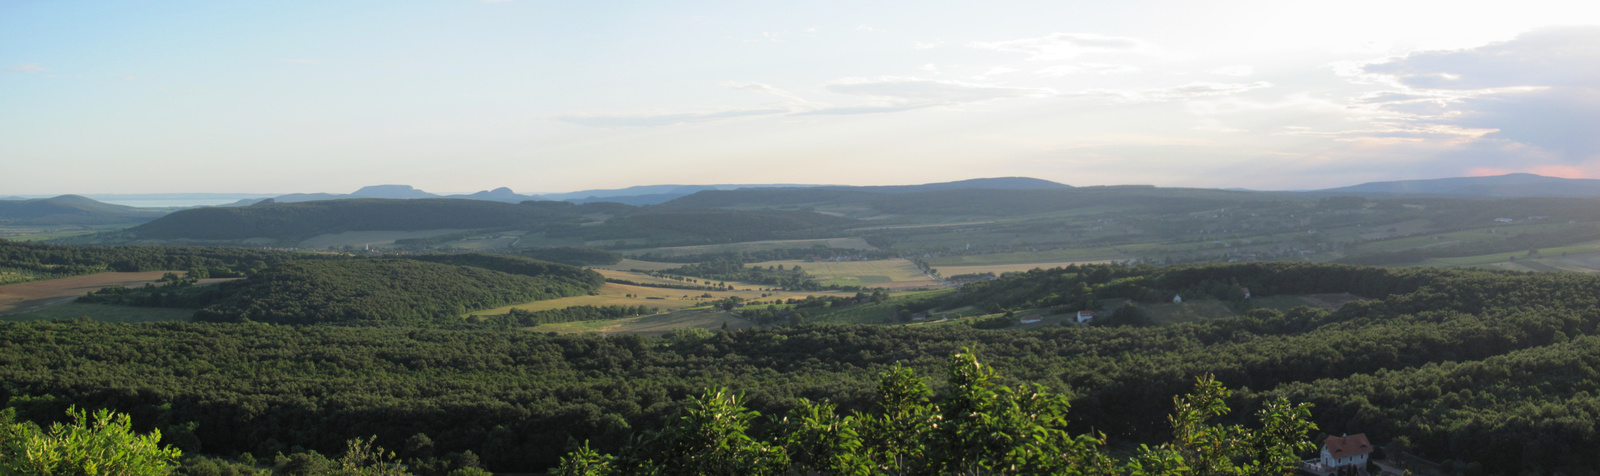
[4,1,1598,195]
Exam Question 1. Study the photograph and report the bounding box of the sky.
[3,0,1600,195]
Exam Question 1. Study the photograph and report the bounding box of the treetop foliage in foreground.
[555,350,1315,475]
[0,406,182,475]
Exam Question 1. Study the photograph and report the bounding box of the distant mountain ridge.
[1316,173,1600,198]
[228,178,1068,206]
[0,195,169,226]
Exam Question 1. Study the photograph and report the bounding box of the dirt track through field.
[0,272,233,315]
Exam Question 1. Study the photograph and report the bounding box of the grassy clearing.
[1135,300,1238,325]
[923,247,1129,267]
[623,238,876,258]
[0,225,132,242]
[590,259,683,271]
[443,235,518,250]
[1413,241,1600,269]
[534,308,756,335]
[1248,293,1363,311]
[0,302,194,323]
[748,259,942,290]
[297,229,470,249]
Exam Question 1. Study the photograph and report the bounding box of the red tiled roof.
[1323,434,1372,457]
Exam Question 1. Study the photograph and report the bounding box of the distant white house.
[1172,294,1183,303]
[1241,287,1251,299]
[1319,434,1372,469]
[1076,310,1095,323]
[1020,315,1044,324]
[1495,218,1514,223]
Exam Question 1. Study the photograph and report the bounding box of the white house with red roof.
[1318,433,1373,470]
[1019,314,1043,324]
[1076,310,1095,323]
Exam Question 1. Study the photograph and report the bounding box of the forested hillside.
[3,262,1600,473]
[0,195,169,226]
[193,256,601,325]
[118,199,582,241]
[0,240,308,284]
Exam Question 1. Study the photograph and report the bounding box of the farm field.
[298,229,469,249]
[623,237,876,258]
[1417,240,1600,269]
[0,224,131,242]
[591,268,772,290]
[441,234,520,250]
[534,308,756,335]
[923,247,1130,267]
[0,271,233,314]
[472,274,853,317]
[590,259,682,271]
[0,302,194,323]
[1356,222,1584,253]
[748,259,942,290]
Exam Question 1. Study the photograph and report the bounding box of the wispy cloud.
[557,76,1059,126]
[1353,26,1600,160]
[1074,81,1273,102]
[721,81,812,106]
[555,107,792,127]
[824,76,1057,103]
[969,33,1148,61]
[1208,65,1254,77]
[1036,63,1139,77]
[1364,26,1600,90]
[971,67,1019,80]
[5,63,50,73]
[558,82,811,126]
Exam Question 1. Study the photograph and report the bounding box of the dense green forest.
[0,240,310,284]
[192,256,601,325]
[4,262,1600,473]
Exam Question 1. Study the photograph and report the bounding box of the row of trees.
[499,305,657,326]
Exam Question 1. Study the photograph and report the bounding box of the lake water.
[96,199,252,208]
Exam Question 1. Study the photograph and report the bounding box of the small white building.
[1019,315,1044,324]
[1076,310,1095,324]
[1172,294,1183,303]
[1319,433,1372,469]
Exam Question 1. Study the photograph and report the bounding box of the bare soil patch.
[0,272,235,315]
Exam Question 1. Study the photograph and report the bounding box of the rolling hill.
[117,198,580,241]
[1315,173,1600,197]
[0,195,170,225]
